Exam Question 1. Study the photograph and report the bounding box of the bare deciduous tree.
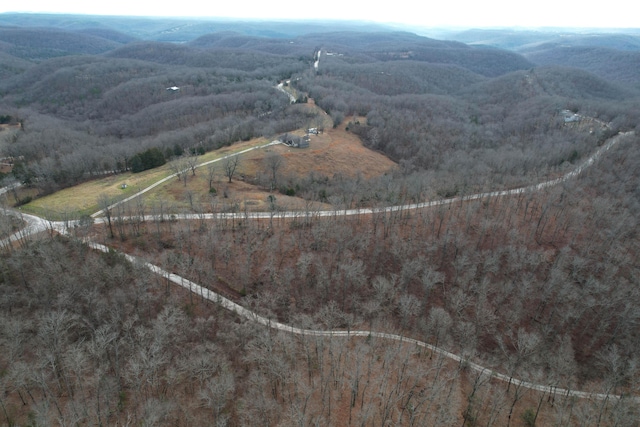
[263,152,284,191]
[170,155,190,186]
[223,155,240,184]
[207,163,216,190]
[97,194,114,238]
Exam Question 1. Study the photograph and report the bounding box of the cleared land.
[19,139,274,218]
[21,119,397,218]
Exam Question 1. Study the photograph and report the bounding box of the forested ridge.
[0,15,639,426]
[522,46,640,89]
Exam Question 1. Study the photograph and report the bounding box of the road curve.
[3,131,637,402]
[89,131,633,224]
[0,210,52,247]
[79,238,638,403]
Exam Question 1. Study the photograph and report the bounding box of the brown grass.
[18,138,272,218]
[124,118,396,214]
[18,118,396,218]
[246,118,395,180]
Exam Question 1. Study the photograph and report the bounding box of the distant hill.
[75,27,139,44]
[447,29,560,50]
[296,31,533,77]
[319,60,486,96]
[393,45,532,77]
[0,13,395,43]
[523,45,640,89]
[189,32,269,49]
[297,31,464,50]
[522,33,640,51]
[188,30,534,77]
[461,66,631,104]
[444,28,640,91]
[448,28,640,51]
[106,41,309,76]
[0,26,123,60]
[189,32,313,56]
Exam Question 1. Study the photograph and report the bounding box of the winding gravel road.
[90,131,632,224]
[84,239,639,403]
[2,131,637,403]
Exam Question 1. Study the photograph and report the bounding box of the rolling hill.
[0,26,124,60]
[523,45,640,89]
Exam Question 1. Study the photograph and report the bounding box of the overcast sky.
[1,0,637,29]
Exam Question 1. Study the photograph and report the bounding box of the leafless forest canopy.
[0,14,639,426]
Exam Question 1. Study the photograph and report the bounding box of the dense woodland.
[0,14,640,426]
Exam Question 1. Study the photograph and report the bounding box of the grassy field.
[20,116,396,219]
[20,138,273,219]
[128,120,396,214]
[20,167,174,219]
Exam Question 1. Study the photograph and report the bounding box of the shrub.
[14,196,32,207]
[131,148,166,173]
[522,408,536,426]
[281,187,295,196]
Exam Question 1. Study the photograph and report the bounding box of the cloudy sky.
[1,0,637,29]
